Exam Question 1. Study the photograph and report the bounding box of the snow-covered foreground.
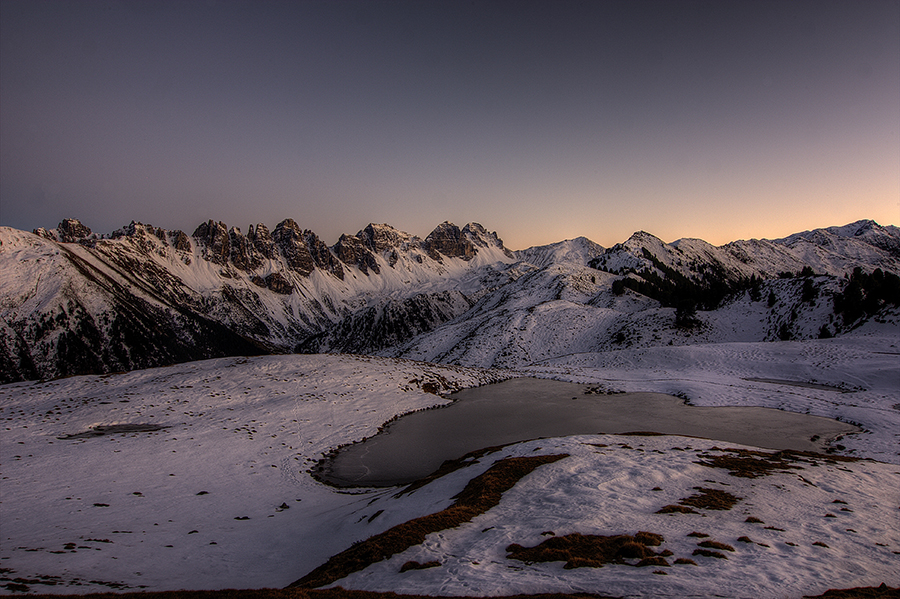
[1,329,898,597]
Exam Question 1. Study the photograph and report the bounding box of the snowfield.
[1,325,898,597]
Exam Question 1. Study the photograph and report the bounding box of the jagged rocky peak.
[359,223,413,253]
[304,230,344,280]
[461,222,505,249]
[32,226,55,241]
[57,218,93,242]
[227,226,261,272]
[271,219,317,276]
[424,221,478,261]
[33,218,94,243]
[105,221,191,255]
[193,220,232,265]
[170,229,192,253]
[333,233,380,276]
[247,224,277,259]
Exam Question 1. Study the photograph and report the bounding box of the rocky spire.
[423,222,476,261]
[272,219,316,276]
[333,234,380,275]
[192,220,231,265]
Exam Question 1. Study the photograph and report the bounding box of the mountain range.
[1,218,898,383]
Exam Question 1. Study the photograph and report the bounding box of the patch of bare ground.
[656,487,741,514]
[506,531,667,569]
[696,448,861,479]
[289,454,569,589]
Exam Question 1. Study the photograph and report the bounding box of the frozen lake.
[320,377,860,487]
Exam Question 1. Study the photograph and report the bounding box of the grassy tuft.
[506,531,667,569]
[697,448,860,479]
[679,487,741,511]
[697,540,735,552]
[633,531,664,546]
[635,556,670,568]
[658,488,740,514]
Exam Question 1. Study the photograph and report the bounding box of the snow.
[0,355,510,593]
[2,218,899,596]
[329,436,899,598]
[2,332,898,596]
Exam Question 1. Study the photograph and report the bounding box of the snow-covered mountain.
[1,218,898,383]
[0,219,517,382]
[590,220,900,281]
[2,218,899,597]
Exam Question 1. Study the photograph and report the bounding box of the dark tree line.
[606,249,750,316]
[833,267,900,324]
[597,247,900,333]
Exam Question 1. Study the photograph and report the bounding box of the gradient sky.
[1,0,898,249]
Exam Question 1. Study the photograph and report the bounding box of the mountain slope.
[2,218,898,383]
[0,220,517,382]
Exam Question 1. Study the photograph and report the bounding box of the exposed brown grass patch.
[635,556,670,568]
[696,449,801,478]
[506,531,666,569]
[681,487,741,510]
[290,454,568,589]
[696,448,861,479]
[804,584,899,599]
[657,487,740,514]
[697,540,735,552]
[673,558,698,566]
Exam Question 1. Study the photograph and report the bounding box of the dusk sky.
[1,0,898,249]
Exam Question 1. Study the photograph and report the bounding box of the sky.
[1,0,898,250]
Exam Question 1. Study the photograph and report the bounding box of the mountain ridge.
[2,218,898,382]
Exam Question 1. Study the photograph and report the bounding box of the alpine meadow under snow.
[1,218,898,597]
